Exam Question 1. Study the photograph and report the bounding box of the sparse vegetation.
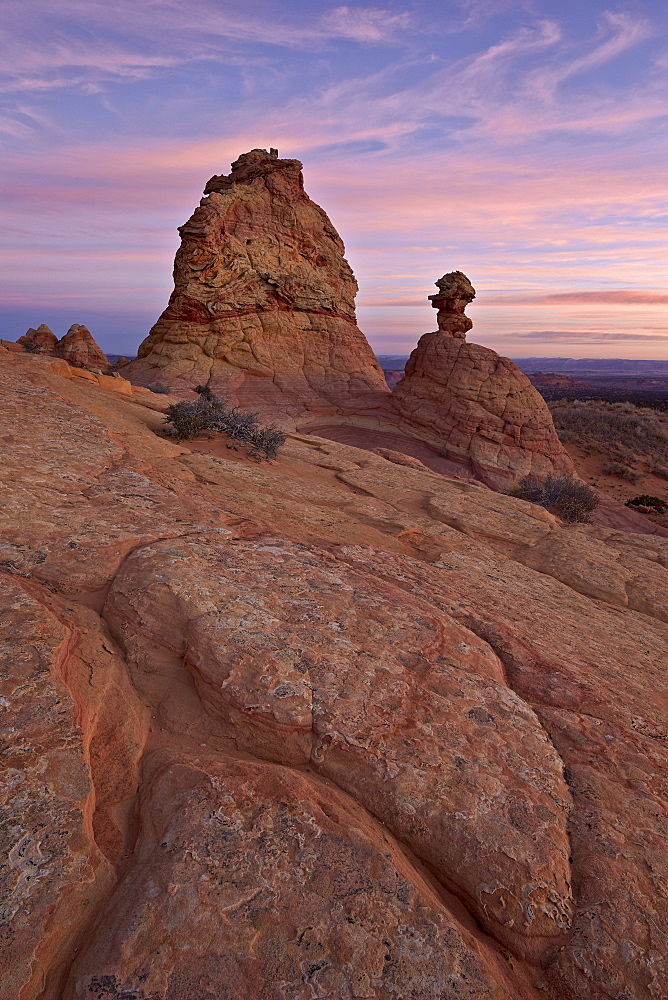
[625,495,668,512]
[510,473,599,523]
[549,399,668,483]
[148,382,170,394]
[164,386,286,461]
[602,462,641,483]
[22,341,41,354]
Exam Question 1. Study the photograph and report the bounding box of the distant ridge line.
[376,355,668,375]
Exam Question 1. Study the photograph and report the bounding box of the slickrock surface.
[389,274,573,489]
[18,322,109,370]
[123,148,388,420]
[2,348,668,1000]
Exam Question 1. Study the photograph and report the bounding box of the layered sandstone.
[18,323,109,370]
[390,273,574,488]
[2,348,668,1000]
[56,324,109,369]
[123,148,388,420]
[18,322,58,352]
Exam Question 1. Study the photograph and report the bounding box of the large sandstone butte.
[123,147,388,418]
[389,272,574,488]
[2,346,668,1000]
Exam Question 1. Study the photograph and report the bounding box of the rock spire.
[122,148,388,421]
[390,272,574,488]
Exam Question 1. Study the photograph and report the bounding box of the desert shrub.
[510,473,599,523]
[22,341,41,353]
[548,399,668,464]
[246,424,287,461]
[165,388,286,461]
[149,382,170,394]
[625,494,668,511]
[652,466,668,480]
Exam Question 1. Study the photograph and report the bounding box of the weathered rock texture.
[123,148,388,420]
[2,347,668,1000]
[18,323,109,370]
[56,324,109,370]
[389,274,573,488]
[18,322,58,352]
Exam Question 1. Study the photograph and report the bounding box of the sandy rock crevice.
[0,574,150,1000]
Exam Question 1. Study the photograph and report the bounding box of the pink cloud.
[485,291,668,306]
[319,6,412,43]
[515,330,668,342]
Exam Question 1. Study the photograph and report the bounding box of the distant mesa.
[528,372,582,390]
[18,323,109,371]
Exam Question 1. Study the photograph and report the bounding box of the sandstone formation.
[56,323,109,370]
[18,322,58,352]
[389,273,574,488]
[123,148,388,420]
[17,322,109,370]
[2,340,668,1000]
[114,153,569,491]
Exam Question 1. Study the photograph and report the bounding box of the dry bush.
[549,398,668,483]
[549,399,668,463]
[510,473,599,523]
[165,387,286,461]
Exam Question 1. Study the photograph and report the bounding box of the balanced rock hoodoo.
[390,273,573,488]
[123,148,388,420]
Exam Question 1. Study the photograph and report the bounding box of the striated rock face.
[3,347,668,1000]
[18,323,58,352]
[17,323,109,370]
[55,324,109,370]
[123,148,388,421]
[390,274,573,488]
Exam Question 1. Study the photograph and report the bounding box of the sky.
[1,0,667,359]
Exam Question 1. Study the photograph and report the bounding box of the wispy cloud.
[517,329,668,342]
[525,10,653,104]
[0,0,666,359]
[320,6,412,43]
[489,291,668,306]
